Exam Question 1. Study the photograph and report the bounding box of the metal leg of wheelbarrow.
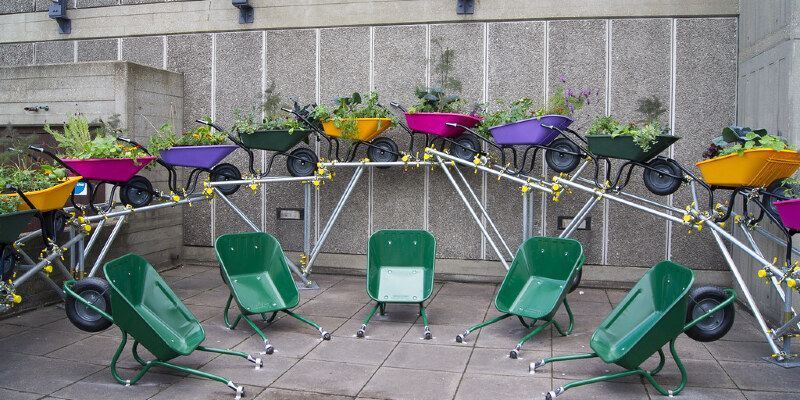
[223,294,275,354]
[510,300,574,359]
[419,302,432,339]
[109,332,254,397]
[358,301,382,338]
[532,342,684,399]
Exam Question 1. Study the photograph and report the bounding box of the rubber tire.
[545,138,581,173]
[762,178,800,220]
[1,246,16,282]
[119,175,153,208]
[287,148,318,177]
[65,277,113,332]
[643,159,682,196]
[684,285,735,342]
[210,163,241,195]
[568,268,582,293]
[367,137,399,165]
[451,134,480,162]
[53,210,69,238]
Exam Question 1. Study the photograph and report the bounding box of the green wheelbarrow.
[215,232,330,354]
[63,254,261,398]
[531,260,737,399]
[358,229,436,339]
[456,236,584,359]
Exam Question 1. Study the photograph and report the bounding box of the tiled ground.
[0,265,793,400]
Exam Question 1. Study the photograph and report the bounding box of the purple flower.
[560,76,566,83]
[595,88,601,95]
[586,98,591,105]
[567,89,574,97]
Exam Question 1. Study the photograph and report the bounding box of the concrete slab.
[272,359,376,397]
[359,366,461,400]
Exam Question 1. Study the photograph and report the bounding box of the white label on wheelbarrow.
[74,181,87,195]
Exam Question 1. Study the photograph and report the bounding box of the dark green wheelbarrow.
[63,254,261,398]
[215,232,330,354]
[358,229,436,339]
[456,236,584,359]
[531,260,737,399]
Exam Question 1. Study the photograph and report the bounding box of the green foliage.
[474,98,536,139]
[0,146,67,211]
[408,38,467,114]
[586,115,668,152]
[0,196,21,214]
[232,96,313,137]
[148,117,229,156]
[311,92,396,141]
[702,126,793,159]
[46,114,145,161]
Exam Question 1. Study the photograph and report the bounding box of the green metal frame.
[532,288,737,398]
[64,278,260,397]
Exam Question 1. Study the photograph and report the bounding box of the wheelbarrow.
[63,253,262,398]
[0,209,38,282]
[358,229,436,339]
[389,102,484,162]
[455,236,584,359]
[215,232,330,354]
[531,260,737,399]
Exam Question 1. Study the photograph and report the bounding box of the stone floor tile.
[719,360,800,392]
[50,366,177,400]
[147,376,265,400]
[704,339,775,362]
[233,330,326,359]
[0,387,40,399]
[5,305,67,327]
[202,351,297,387]
[384,342,472,372]
[743,390,798,400]
[471,316,553,351]
[359,367,461,400]
[549,350,641,384]
[647,358,738,389]
[553,298,613,317]
[0,322,25,339]
[466,347,550,376]
[550,378,649,399]
[255,387,354,399]
[454,373,552,400]
[335,318,413,341]
[0,327,89,356]
[306,336,396,366]
[434,282,496,301]
[0,352,104,394]
[294,297,369,319]
[647,386,746,399]
[272,359,377,397]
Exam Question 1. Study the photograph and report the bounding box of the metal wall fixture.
[232,0,254,24]
[48,0,71,34]
[457,0,475,14]
[23,106,49,112]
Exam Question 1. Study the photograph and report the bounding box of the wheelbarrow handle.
[63,280,114,323]
[26,145,80,175]
[116,137,152,155]
[541,123,554,129]
[4,184,37,210]
[195,119,225,133]
[683,288,737,332]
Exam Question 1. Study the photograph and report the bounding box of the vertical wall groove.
[602,19,612,266]
[667,17,678,261]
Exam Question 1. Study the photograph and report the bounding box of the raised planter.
[321,118,392,142]
[3,177,82,212]
[774,198,800,231]
[159,145,239,169]
[695,148,800,188]
[586,134,680,162]
[404,112,482,138]
[239,129,313,152]
[61,156,157,182]
[489,115,573,146]
[0,209,38,245]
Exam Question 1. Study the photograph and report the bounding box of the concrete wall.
[0,1,741,287]
[734,0,800,325]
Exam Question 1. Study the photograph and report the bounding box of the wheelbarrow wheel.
[568,268,582,293]
[451,134,480,161]
[762,178,799,220]
[545,138,580,173]
[287,148,318,177]
[643,159,682,196]
[119,175,153,208]
[210,163,242,195]
[367,137,399,165]
[1,246,16,282]
[65,277,113,332]
[684,285,735,342]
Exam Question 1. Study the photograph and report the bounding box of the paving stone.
[466,347,551,377]
[0,352,103,394]
[704,338,776,362]
[273,359,376,397]
[202,351,297,387]
[550,350,641,384]
[335,318,413,341]
[255,387,354,400]
[550,378,649,399]
[147,376,265,400]
[455,373,552,400]
[50,366,174,400]
[472,315,553,352]
[306,336,396,366]
[294,297,369,319]
[360,366,461,400]
[647,387,747,399]
[6,305,69,327]
[719,360,800,392]
[233,330,324,359]
[0,327,89,356]
[383,342,471,373]
[0,388,39,400]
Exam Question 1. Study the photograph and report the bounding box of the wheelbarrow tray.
[586,134,680,162]
[239,129,313,152]
[696,148,800,188]
[322,118,392,142]
[158,145,239,169]
[367,230,436,303]
[774,198,800,231]
[590,260,694,370]
[104,253,205,361]
[489,115,573,146]
[62,156,157,182]
[215,232,300,314]
[404,112,482,138]
[0,209,38,245]
[495,236,584,320]
[3,177,82,212]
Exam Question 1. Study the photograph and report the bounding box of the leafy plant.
[232,90,314,137]
[311,92,396,141]
[148,117,229,156]
[586,115,668,152]
[701,126,793,159]
[0,146,67,213]
[0,196,21,214]
[408,38,467,114]
[45,114,145,161]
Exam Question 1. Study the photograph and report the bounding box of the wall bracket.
[456,0,475,14]
[48,0,71,34]
[232,0,254,24]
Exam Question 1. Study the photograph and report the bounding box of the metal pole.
[700,214,785,279]
[88,215,127,277]
[427,148,553,194]
[82,218,106,255]
[13,233,85,287]
[436,156,510,270]
[452,161,514,260]
[213,188,259,232]
[754,226,800,258]
[204,175,324,187]
[306,166,366,271]
[560,196,602,239]
[82,195,208,223]
[709,228,782,357]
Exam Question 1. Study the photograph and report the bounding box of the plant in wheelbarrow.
[311,91,400,163]
[44,113,157,208]
[148,118,242,196]
[231,82,320,177]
